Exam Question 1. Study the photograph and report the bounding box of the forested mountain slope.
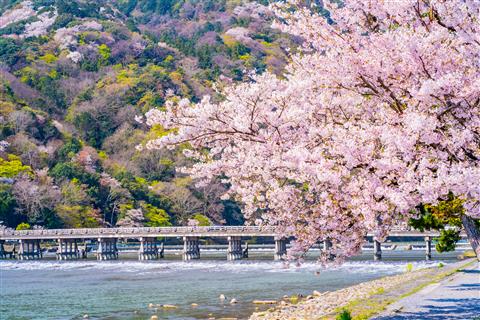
[0,0,298,229]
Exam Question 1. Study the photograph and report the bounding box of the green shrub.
[192,214,211,226]
[336,309,352,320]
[16,222,31,230]
[406,263,413,272]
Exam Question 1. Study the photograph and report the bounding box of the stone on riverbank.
[229,298,238,304]
[312,290,322,297]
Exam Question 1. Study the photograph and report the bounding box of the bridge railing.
[1,225,445,240]
[0,225,278,238]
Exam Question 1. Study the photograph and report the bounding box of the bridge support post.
[97,238,118,261]
[18,239,42,260]
[159,242,164,258]
[0,240,6,259]
[323,239,332,251]
[227,236,243,261]
[138,237,159,260]
[274,237,287,261]
[373,237,382,261]
[425,236,432,261]
[80,241,88,259]
[243,242,249,258]
[57,239,80,260]
[183,237,200,261]
[322,239,335,261]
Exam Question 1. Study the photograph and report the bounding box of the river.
[0,248,465,320]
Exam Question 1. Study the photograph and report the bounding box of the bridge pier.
[183,236,200,261]
[57,238,80,260]
[322,239,336,261]
[138,237,160,260]
[0,240,7,259]
[97,238,118,261]
[425,236,432,261]
[373,237,382,261]
[0,240,6,259]
[18,239,42,260]
[227,236,243,260]
[323,239,332,251]
[159,242,164,258]
[274,237,287,261]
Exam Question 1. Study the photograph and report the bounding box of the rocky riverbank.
[249,259,476,320]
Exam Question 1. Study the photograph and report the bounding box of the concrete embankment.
[249,259,477,320]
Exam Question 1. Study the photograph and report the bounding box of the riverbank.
[249,258,477,320]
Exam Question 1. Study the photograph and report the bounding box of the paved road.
[373,262,480,320]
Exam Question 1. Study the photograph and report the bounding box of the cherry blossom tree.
[144,0,480,262]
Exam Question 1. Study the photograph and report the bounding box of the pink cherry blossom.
[144,1,480,262]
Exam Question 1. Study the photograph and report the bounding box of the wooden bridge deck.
[0,226,462,240]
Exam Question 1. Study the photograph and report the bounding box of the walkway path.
[373,262,480,320]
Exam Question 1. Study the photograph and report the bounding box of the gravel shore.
[249,259,476,320]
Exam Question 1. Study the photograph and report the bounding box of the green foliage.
[98,44,111,63]
[17,66,66,110]
[0,18,29,36]
[436,229,461,253]
[56,0,102,18]
[40,53,58,64]
[409,206,444,231]
[409,194,465,253]
[406,263,413,272]
[336,309,352,320]
[56,204,100,228]
[0,184,19,227]
[426,195,464,226]
[51,13,75,29]
[16,222,31,230]
[192,213,211,226]
[0,155,32,178]
[57,137,82,161]
[143,203,171,227]
[116,0,138,16]
[72,112,111,148]
[0,38,23,66]
[227,42,250,59]
[139,0,176,15]
[50,162,99,187]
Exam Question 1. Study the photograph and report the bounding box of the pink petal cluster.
[144,1,480,263]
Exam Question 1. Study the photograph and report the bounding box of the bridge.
[0,226,465,262]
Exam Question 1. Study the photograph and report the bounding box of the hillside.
[0,0,298,229]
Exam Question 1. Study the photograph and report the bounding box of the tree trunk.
[461,214,480,261]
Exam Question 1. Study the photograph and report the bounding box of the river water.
[0,248,465,320]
